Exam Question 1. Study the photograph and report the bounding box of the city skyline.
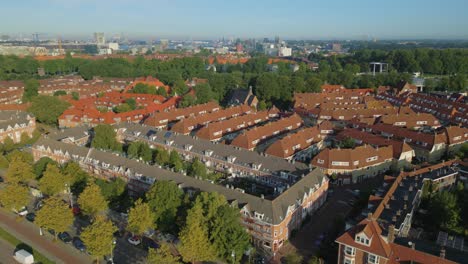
[1,0,468,40]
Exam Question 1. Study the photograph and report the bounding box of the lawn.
[0,227,55,264]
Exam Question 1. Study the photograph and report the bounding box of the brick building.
[0,111,36,143]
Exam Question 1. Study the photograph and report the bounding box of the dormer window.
[254,212,264,220]
[252,163,262,170]
[355,234,370,245]
[165,140,174,146]
[227,156,236,163]
[184,144,193,151]
[204,150,213,157]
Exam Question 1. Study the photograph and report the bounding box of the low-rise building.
[311,145,394,184]
[32,136,328,257]
[231,114,303,151]
[0,111,36,143]
[0,81,24,104]
[377,112,440,129]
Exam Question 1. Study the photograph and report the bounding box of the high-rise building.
[93,32,105,46]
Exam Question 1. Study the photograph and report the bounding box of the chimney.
[388,224,396,243]
[392,215,397,222]
[403,203,407,210]
[440,247,446,259]
[367,212,373,221]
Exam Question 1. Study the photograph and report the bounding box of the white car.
[127,236,141,246]
[16,207,28,217]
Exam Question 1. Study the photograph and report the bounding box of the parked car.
[25,213,35,222]
[34,200,43,210]
[127,235,141,246]
[142,237,159,250]
[72,237,86,252]
[58,232,72,244]
[16,207,28,217]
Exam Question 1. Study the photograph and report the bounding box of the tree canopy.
[146,180,183,233]
[127,199,155,236]
[38,163,68,196]
[91,124,122,152]
[0,183,30,211]
[81,215,117,262]
[35,197,74,239]
[28,96,70,126]
[78,183,108,218]
[146,244,181,264]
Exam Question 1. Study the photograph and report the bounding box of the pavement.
[0,209,92,264]
[0,238,17,264]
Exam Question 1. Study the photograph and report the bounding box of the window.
[344,257,354,264]
[366,156,378,162]
[317,159,324,164]
[344,245,355,256]
[332,161,349,166]
[368,254,379,264]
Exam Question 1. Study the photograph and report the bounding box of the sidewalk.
[0,209,92,264]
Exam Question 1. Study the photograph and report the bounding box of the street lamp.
[109,239,116,264]
[231,250,236,263]
[65,183,73,207]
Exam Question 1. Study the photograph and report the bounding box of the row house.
[336,214,455,264]
[337,162,461,264]
[0,81,24,104]
[171,105,252,135]
[123,76,170,93]
[336,128,415,169]
[143,102,220,128]
[58,93,178,128]
[368,123,449,162]
[32,137,328,258]
[265,126,324,161]
[0,111,36,143]
[311,145,394,185]
[445,126,468,154]
[117,123,308,189]
[377,112,440,129]
[231,114,303,151]
[196,108,279,141]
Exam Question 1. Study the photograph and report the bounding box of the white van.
[13,249,34,264]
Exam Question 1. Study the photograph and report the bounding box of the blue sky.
[1,0,468,40]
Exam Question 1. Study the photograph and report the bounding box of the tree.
[78,183,108,218]
[188,158,207,179]
[91,124,122,152]
[28,96,70,126]
[61,161,89,194]
[33,157,57,178]
[211,205,250,263]
[127,199,155,236]
[257,100,267,111]
[178,204,217,263]
[71,91,79,100]
[6,150,33,164]
[0,183,30,211]
[81,215,117,262]
[5,159,35,184]
[22,79,39,102]
[2,137,15,153]
[146,244,181,264]
[154,147,170,165]
[146,181,183,233]
[425,191,461,233]
[35,197,74,240]
[39,164,68,196]
[169,151,183,172]
[95,178,127,208]
[338,137,356,149]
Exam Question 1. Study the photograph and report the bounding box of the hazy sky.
[1,0,468,40]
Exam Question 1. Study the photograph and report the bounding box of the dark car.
[72,237,86,252]
[25,212,35,222]
[142,237,159,250]
[58,232,72,243]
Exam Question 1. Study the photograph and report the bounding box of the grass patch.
[0,227,55,264]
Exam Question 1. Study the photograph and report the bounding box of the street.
[0,238,17,264]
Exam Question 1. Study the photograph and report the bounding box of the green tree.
[28,96,70,126]
[61,161,89,194]
[22,79,39,102]
[33,157,57,178]
[188,158,207,179]
[146,181,183,233]
[39,164,68,196]
[81,215,117,263]
[6,150,33,163]
[78,183,108,218]
[127,199,155,236]
[257,100,267,111]
[426,191,461,233]
[169,150,183,172]
[71,91,79,100]
[2,137,15,153]
[35,197,74,240]
[146,244,181,264]
[0,183,30,211]
[91,124,122,152]
[211,205,250,263]
[95,178,127,208]
[155,147,170,165]
[178,204,217,263]
[5,159,35,184]
[179,94,196,108]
